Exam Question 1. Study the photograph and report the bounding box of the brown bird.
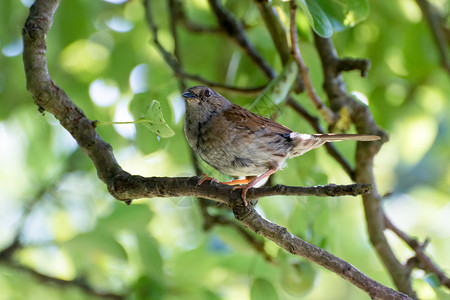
[183,86,380,205]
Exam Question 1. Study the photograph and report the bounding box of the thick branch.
[232,203,411,300]
[22,0,123,184]
[108,173,371,204]
[313,34,417,299]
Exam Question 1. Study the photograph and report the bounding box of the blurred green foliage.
[0,0,449,299]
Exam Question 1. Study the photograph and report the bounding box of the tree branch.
[313,33,418,299]
[385,214,450,289]
[0,171,124,300]
[144,0,266,95]
[336,57,371,77]
[108,173,371,205]
[231,202,411,300]
[199,200,274,263]
[289,2,336,124]
[23,0,123,185]
[415,0,450,74]
[2,262,124,300]
[254,0,305,92]
[255,0,291,65]
[207,0,276,79]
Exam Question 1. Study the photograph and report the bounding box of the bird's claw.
[232,185,253,206]
[197,174,219,187]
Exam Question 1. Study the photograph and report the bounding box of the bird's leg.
[197,174,254,186]
[232,169,277,206]
[220,177,256,186]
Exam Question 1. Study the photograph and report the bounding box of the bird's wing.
[223,104,293,134]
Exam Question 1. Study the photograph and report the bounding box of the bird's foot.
[197,175,257,206]
[231,185,257,206]
[197,174,219,186]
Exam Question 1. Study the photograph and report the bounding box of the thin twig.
[144,0,266,95]
[289,1,336,124]
[207,0,276,79]
[2,262,124,300]
[176,0,222,33]
[177,70,266,94]
[198,201,273,262]
[415,0,450,74]
[336,57,372,77]
[254,0,304,92]
[384,214,450,289]
[255,0,290,65]
[168,0,186,92]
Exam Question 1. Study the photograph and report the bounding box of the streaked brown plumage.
[183,86,380,205]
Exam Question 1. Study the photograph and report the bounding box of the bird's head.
[182,86,232,119]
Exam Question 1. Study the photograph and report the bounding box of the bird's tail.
[313,133,381,142]
[289,133,380,157]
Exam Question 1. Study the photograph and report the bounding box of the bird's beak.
[182,91,197,99]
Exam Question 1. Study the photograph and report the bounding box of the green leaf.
[298,0,369,38]
[129,93,171,154]
[298,0,333,38]
[140,100,175,138]
[250,278,279,300]
[248,58,298,117]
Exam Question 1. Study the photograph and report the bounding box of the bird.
[182,85,380,206]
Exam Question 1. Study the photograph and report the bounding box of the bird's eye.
[204,90,212,97]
